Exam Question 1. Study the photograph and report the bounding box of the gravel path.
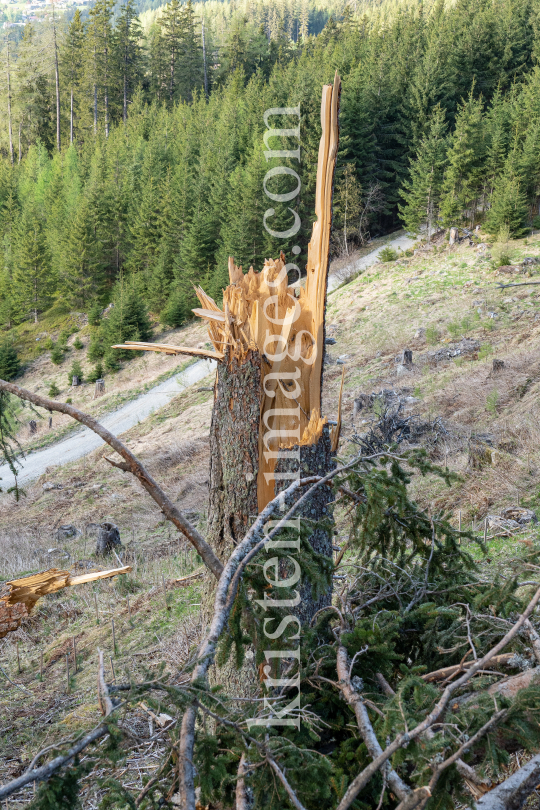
[0,231,416,488]
[327,230,417,292]
[0,359,216,488]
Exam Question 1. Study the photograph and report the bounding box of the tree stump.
[402,349,413,367]
[29,420,37,435]
[72,376,80,387]
[96,523,122,556]
[93,379,105,399]
[493,358,505,373]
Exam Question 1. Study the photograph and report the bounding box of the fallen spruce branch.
[334,581,540,810]
[0,379,223,579]
[177,449,410,809]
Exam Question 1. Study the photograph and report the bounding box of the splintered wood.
[114,73,342,511]
[0,565,131,639]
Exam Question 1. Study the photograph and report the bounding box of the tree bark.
[5,38,14,165]
[274,427,335,626]
[206,350,261,563]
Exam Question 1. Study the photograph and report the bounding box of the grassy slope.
[2,229,540,804]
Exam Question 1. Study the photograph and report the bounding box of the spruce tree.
[399,105,448,239]
[332,162,362,255]
[62,194,104,309]
[12,204,54,323]
[440,90,486,227]
[214,139,270,287]
[484,168,528,237]
[102,280,152,366]
[61,10,84,144]
[0,342,20,380]
[113,0,143,125]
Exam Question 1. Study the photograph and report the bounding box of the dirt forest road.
[0,359,216,489]
[0,230,417,489]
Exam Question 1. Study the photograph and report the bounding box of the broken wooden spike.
[111,342,224,361]
[0,566,132,639]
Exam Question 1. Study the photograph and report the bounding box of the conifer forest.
[2,0,540,328]
[5,1,540,809]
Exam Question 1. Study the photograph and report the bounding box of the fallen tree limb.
[0,565,132,638]
[267,755,309,810]
[0,722,110,800]
[0,652,121,800]
[0,379,223,579]
[421,654,515,683]
[335,582,540,810]
[112,342,224,361]
[475,752,540,810]
[336,644,411,800]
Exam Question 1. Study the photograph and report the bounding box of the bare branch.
[0,664,32,695]
[475,752,540,810]
[336,644,411,801]
[98,648,114,717]
[0,378,223,579]
[0,722,110,799]
[236,752,250,810]
[135,749,174,807]
[524,619,540,665]
[421,653,514,683]
[267,755,309,810]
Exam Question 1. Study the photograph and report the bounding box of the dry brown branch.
[0,378,223,579]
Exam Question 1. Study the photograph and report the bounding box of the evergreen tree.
[101,280,152,366]
[61,10,84,144]
[0,341,20,380]
[214,139,270,285]
[61,193,104,309]
[86,0,115,137]
[332,162,362,255]
[113,0,144,125]
[399,105,448,238]
[159,0,203,105]
[484,167,528,237]
[0,190,19,329]
[16,23,55,155]
[440,89,486,227]
[127,174,162,283]
[12,204,54,323]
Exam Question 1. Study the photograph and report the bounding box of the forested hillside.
[2,0,540,341]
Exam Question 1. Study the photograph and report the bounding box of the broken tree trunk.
[0,565,131,639]
[115,72,342,629]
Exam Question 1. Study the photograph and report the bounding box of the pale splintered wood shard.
[0,566,132,639]
[111,342,224,361]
